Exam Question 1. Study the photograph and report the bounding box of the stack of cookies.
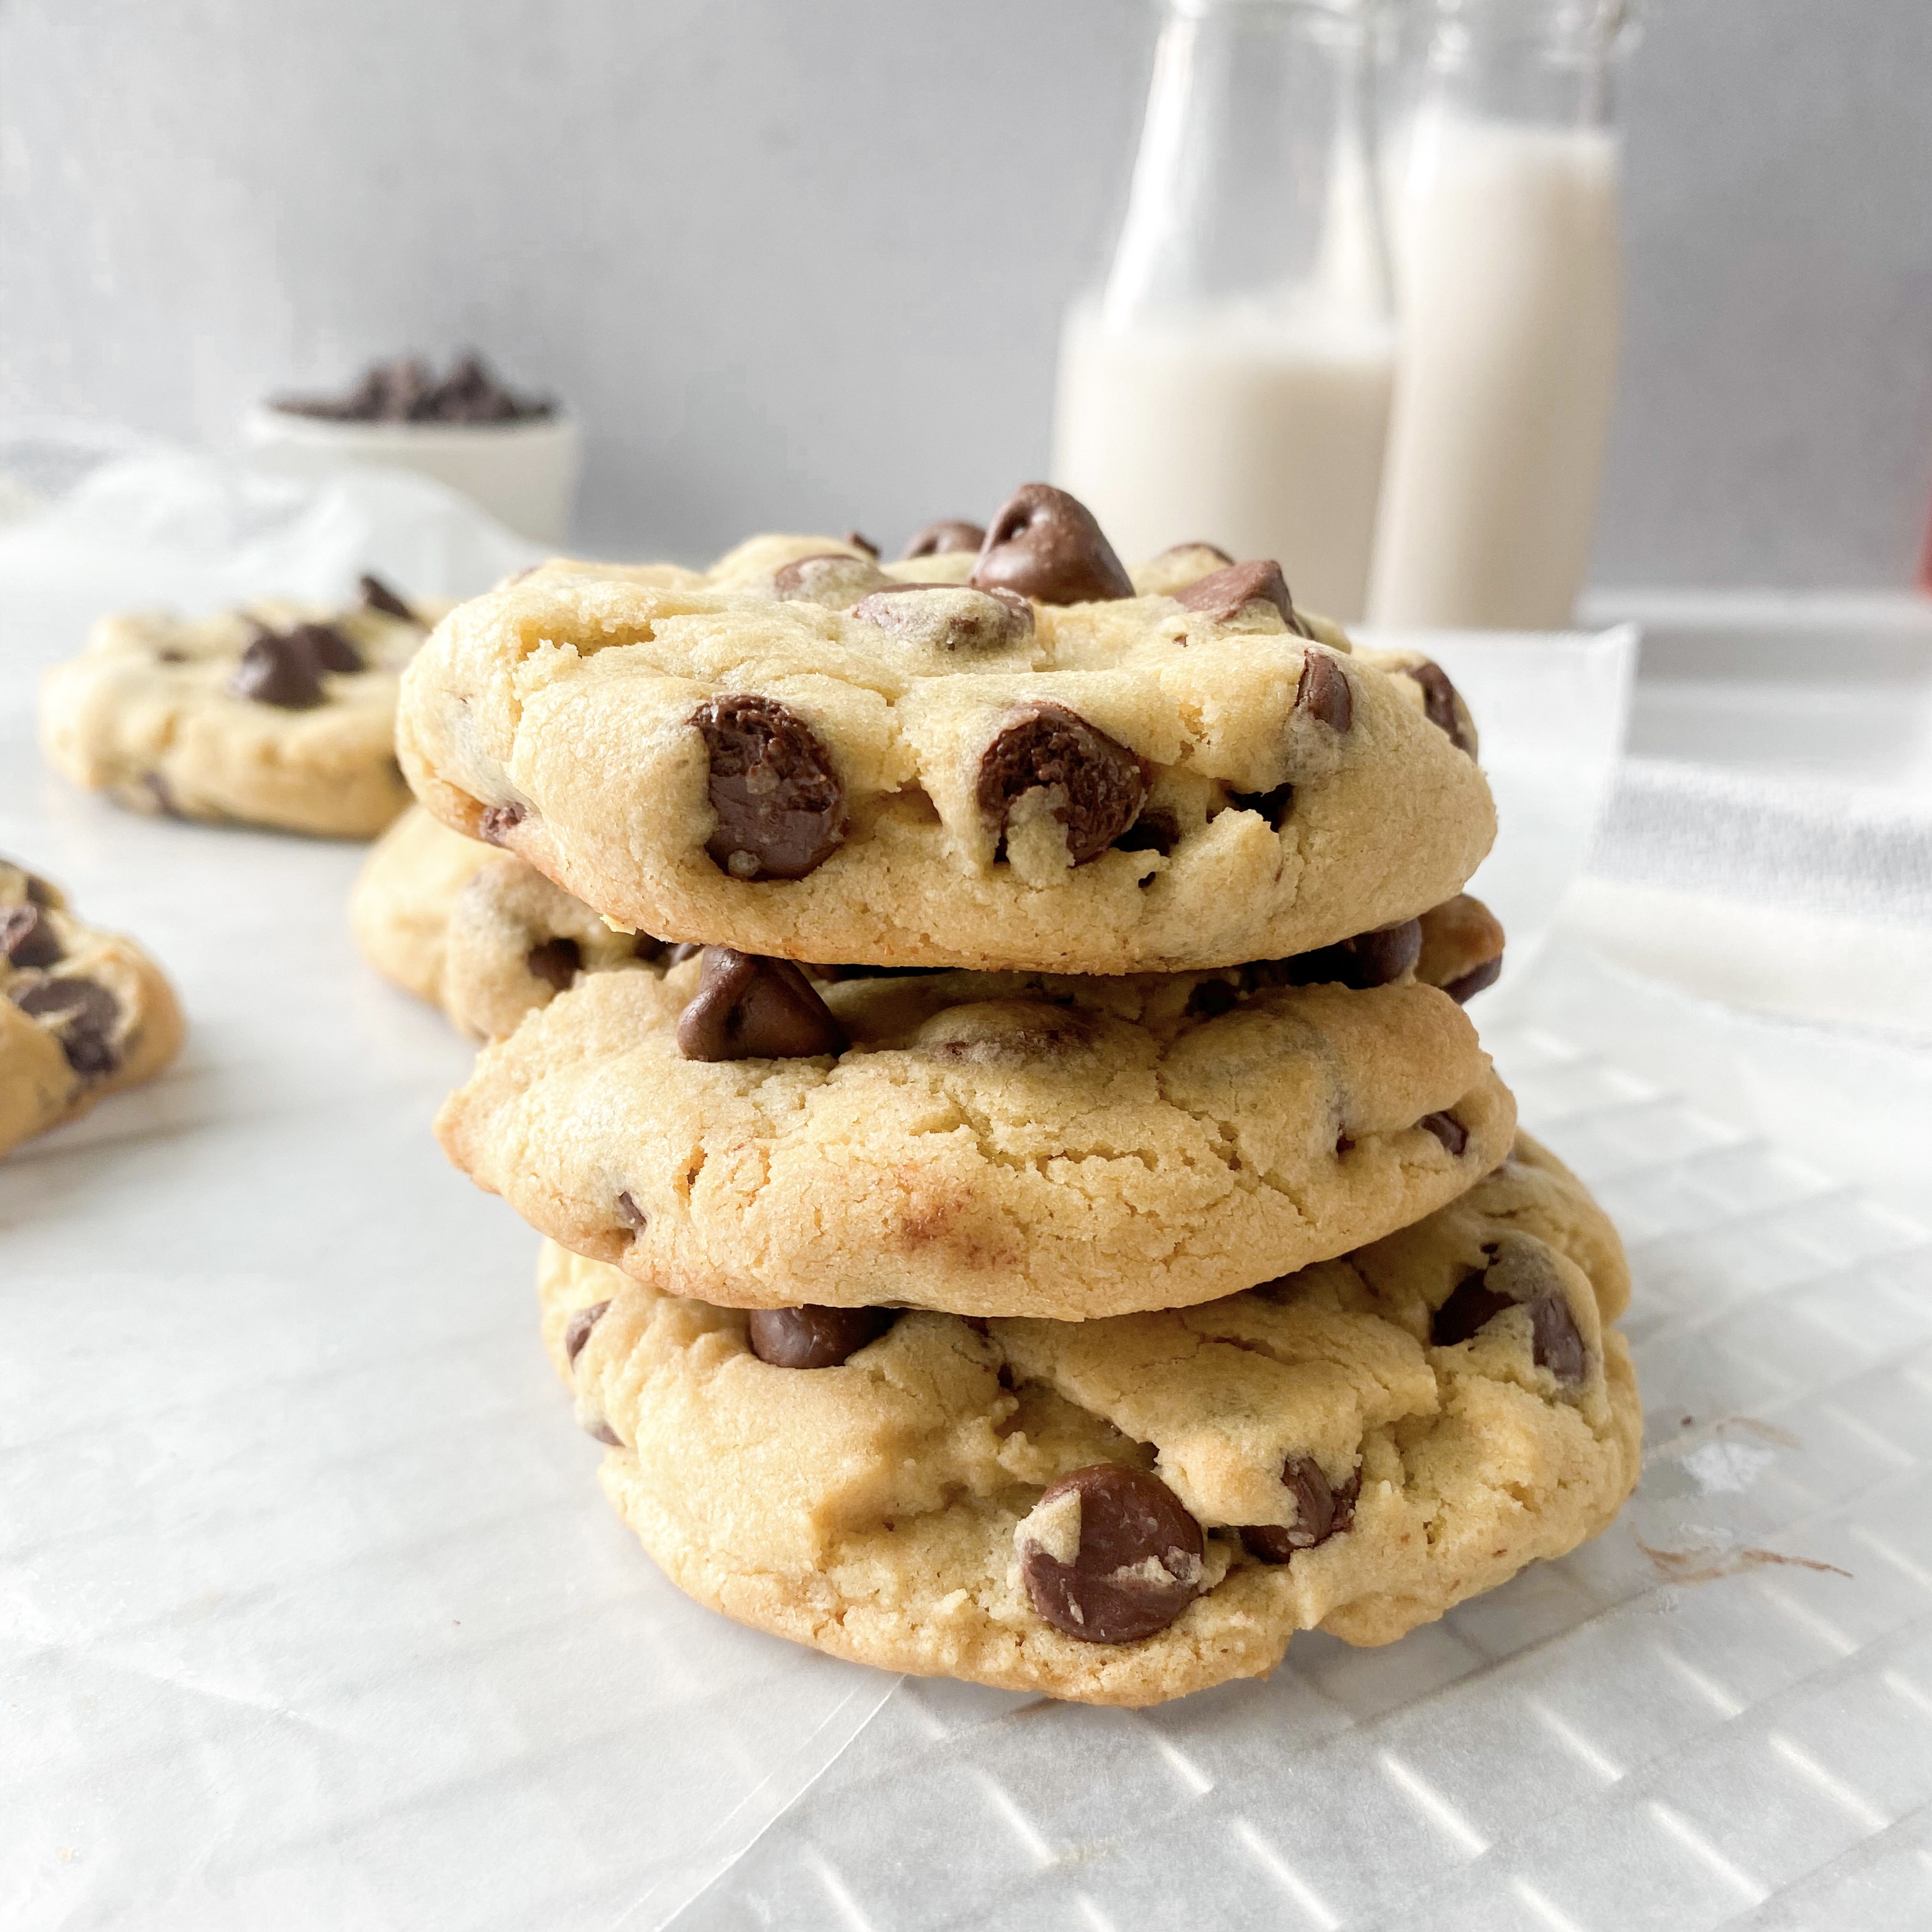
[392,484,1642,1708]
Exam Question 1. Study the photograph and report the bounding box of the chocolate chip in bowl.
[243,349,581,544]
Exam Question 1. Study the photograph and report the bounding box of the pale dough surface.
[441,952,1517,1319]
[42,597,444,838]
[540,1137,1641,1706]
[397,539,1495,972]
[1,859,185,1157]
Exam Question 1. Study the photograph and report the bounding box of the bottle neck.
[1101,0,1390,329]
[1425,0,1638,129]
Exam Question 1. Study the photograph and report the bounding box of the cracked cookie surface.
[440,947,1515,1319]
[1,857,185,1156]
[539,1135,1640,1705]
[42,580,445,838]
[396,523,1494,972]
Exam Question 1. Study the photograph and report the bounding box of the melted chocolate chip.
[676,947,847,1061]
[479,802,526,846]
[1112,808,1179,857]
[1174,559,1295,626]
[1296,650,1353,732]
[1228,783,1294,829]
[1,903,63,970]
[358,573,418,623]
[20,872,56,907]
[1240,1457,1361,1563]
[747,1305,895,1369]
[852,583,1034,655]
[268,619,364,675]
[1441,954,1503,1004]
[772,553,885,608]
[1431,1244,1588,1384]
[976,703,1147,866]
[971,484,1133,605]
[1018,1464,1205,1644]
[1269,919,1423,992]
[13,976,121,1076]
[564,1300,611,1367]
[1186,977,1240,1019]
[900,519,986,559]
[142,772,183,818]
[1403,661,1476,756]
[843,530,880,558]
[229,632,326,709]
[585,1418,622,1446]
[693,694,847,882]
[525,935,581,992]
[615,1190,647,1229]
[1420,1111,1468,1155]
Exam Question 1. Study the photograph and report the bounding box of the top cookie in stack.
[396,484,1494,976]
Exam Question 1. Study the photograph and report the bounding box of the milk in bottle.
[1051,0,1395,622]
[1369,0,1637,629]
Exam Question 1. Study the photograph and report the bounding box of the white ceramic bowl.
[241,404,583,546]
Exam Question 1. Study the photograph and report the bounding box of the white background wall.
[3,0,1929,583]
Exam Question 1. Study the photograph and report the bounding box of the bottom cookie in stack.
[537,1135,1641,1707]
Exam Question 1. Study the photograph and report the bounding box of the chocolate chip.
[1228,783,1294,829]
[479,802,526,845]
[693,694,846,882]
[843,530,880,558]
[976,702,1147,866]
[747,1305,896,1369]
[19,872,55,908]
[13,976,121,1076]
[273,351,553,425]
[632,933,666,963]
[1240,1456,1360,1563]
[1268,919,1422,992]
[1174,559,1295,627]
[615,1190,647,1229]
[1186,977,1240,1019]
[229,632,326,709]
[1296,650,1353,732]
[258,618,364,675]
[564,1300,611,1367]
[1441,954,1503,1004]
[1112,808,1179,857]
[1403,661,1476,756]
[525,935,581,992]
[1335,1131,1355,1156]
[358,573,418,624]
[1431,1244,1588,1384]
[900,519,985,559]
[772,553,885,608]
[1420,1111,1468,1155]
[677,947,847,1061]
[971,484,1133,605]
[1,904,63,969]
[852,583,1034,656]
[1018,1464,1205,1644]
[157,648,188,664]
[585,1418,622,1446]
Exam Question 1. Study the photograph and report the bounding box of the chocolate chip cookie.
[439,943,1516,1320]
[397,487,1494,972]
[41,576,445,838]
[538,1135,1640,1705]
[348,806,500,1011]
[1,858,185,1156]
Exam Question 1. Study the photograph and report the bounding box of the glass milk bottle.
[1052,0,1396,622]
[1368,0,1638,629]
